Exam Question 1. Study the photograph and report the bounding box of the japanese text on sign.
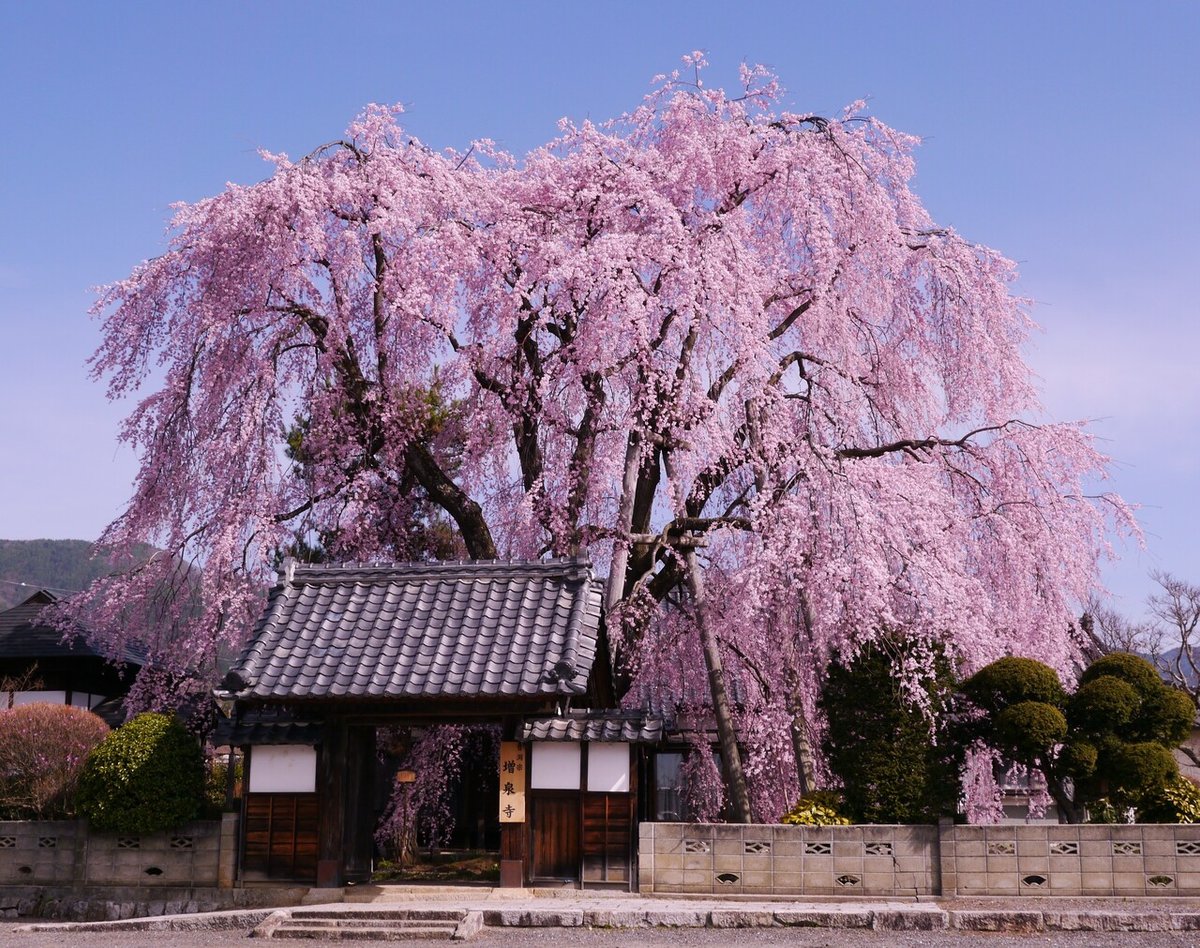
[498,741,526,823]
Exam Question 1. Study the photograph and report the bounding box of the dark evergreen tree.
[820,641,962,824]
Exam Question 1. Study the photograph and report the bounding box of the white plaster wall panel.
[530,741,580,789]
[587,743,630,792]
[248,744,317,793]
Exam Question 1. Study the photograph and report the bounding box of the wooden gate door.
[242,793,319,882]
[530,792,580,880]
[582,792,633,883]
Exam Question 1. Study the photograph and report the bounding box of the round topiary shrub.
[1069,676,1139,735]
[1139,686,1195,747]
[994,700,1067,762]
[1060,739,1098,779]
[0,703,109,819]
[75,712,205,834]
[962,657,1066,714]
[1079,652,1162,697]
[1104,741,1178,802]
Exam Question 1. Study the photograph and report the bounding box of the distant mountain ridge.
[0,539,154,610]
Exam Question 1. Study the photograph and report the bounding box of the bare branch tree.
[1084,594,1164,659]
[1088,573,1200,769]
[1149,571,1200,717]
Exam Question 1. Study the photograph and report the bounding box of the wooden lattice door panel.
[243,793,318,881]
[582,792,633,883]
[530,792,580,880]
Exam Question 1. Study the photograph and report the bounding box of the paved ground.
[5,925,1200,946]
[8,891,1200,945]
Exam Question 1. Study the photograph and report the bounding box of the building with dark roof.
[217,559,659,890]
[0,589,144,725]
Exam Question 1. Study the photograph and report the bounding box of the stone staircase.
[255,907,482,941]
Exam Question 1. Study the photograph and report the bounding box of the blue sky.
[0,1,1196,619]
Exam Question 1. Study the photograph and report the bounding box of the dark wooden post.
[342,725,376,883]
[500,821,526,887]
[316,716,347,887]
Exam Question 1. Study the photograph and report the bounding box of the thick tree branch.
[403,440,497,559]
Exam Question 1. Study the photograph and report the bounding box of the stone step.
[272,923,458,940]
[294,910,466,922]
[282,917,460,928]
[259,907,475,941]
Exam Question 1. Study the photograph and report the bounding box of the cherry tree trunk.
[684,547,753,823]
[788,694,815,798]
[603,433,643,617]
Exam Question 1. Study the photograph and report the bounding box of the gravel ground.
[4,924,1200,947]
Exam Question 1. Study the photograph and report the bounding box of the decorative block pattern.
[639,823,938,897]
[641,822,1200,899]
[0,819,228,888]
[947,825,1200,897]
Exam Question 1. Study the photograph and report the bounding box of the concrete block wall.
[0,817,236,888]
[640,821,1200,897]
[0,820,78,886]
[944,824,1200,897]
[639,822,938,896]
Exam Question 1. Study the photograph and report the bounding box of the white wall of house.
[6,690,106,709]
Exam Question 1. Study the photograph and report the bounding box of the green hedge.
[76,712,205,834]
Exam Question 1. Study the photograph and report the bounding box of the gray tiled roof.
[0,590,147,666]
[217,559,603,701]
[517,710,663,743]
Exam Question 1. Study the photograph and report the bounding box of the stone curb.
[15,903,1200,934]
[14,907,277,933]
[481,906,948,930]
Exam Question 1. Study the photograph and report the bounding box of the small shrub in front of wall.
[76,712,205,834]
[781,791,851,826]
[0,703,110,819]
[1138,775,1200,824]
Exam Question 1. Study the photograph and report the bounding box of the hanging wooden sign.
[498,741,526,823]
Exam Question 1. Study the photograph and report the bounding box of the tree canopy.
[75,54,1130,819]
